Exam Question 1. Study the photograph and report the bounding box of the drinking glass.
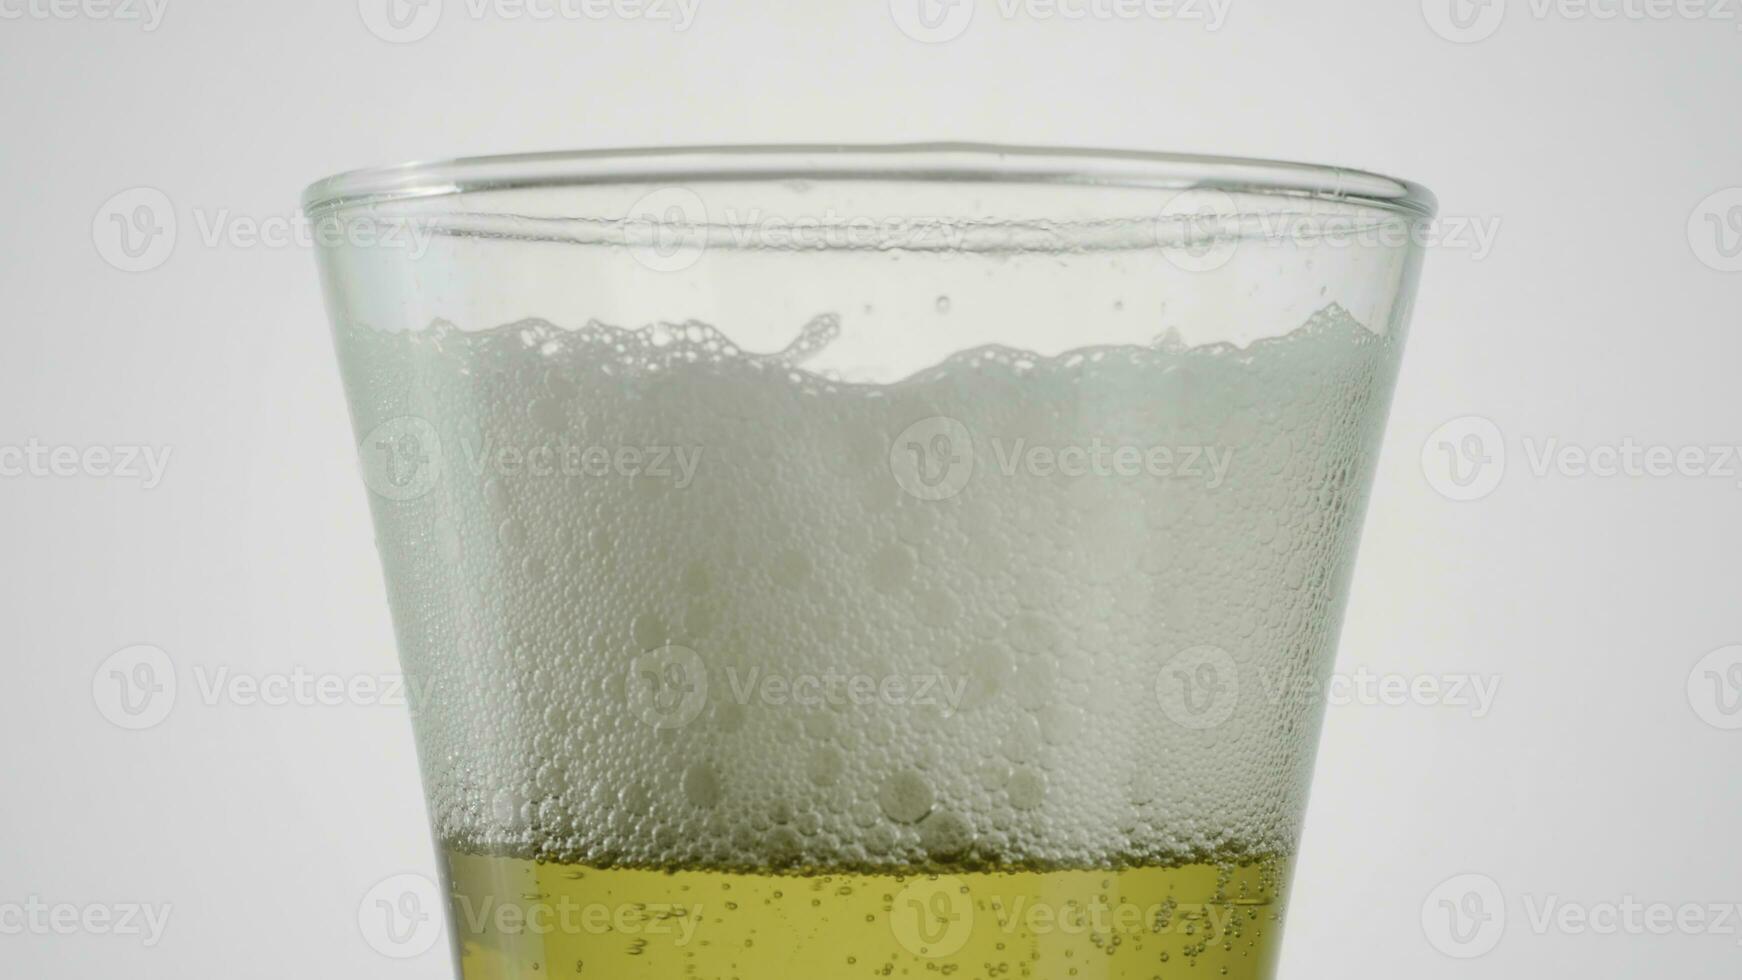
[306,144,1434,980]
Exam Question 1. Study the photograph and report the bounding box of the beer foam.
[338,305,1401,871]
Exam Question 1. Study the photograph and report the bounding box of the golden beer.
[445,848,1289,980]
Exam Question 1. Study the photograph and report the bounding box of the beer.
[444,850,1288,980]
[339,303,1400,980]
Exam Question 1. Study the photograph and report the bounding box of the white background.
[2,1,1740,977]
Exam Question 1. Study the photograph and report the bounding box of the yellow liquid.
[444,848,1289,980]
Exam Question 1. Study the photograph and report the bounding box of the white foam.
[338,305,1400,870]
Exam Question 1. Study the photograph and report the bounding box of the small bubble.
[920,809,974,858]
[878,769,934,824]
[682,763,721,808]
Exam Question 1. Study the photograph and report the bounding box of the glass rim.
[301,142,1437,220]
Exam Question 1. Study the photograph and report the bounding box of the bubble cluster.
[337,304,1399,872]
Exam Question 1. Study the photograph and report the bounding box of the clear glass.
[307,143,1433,980]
